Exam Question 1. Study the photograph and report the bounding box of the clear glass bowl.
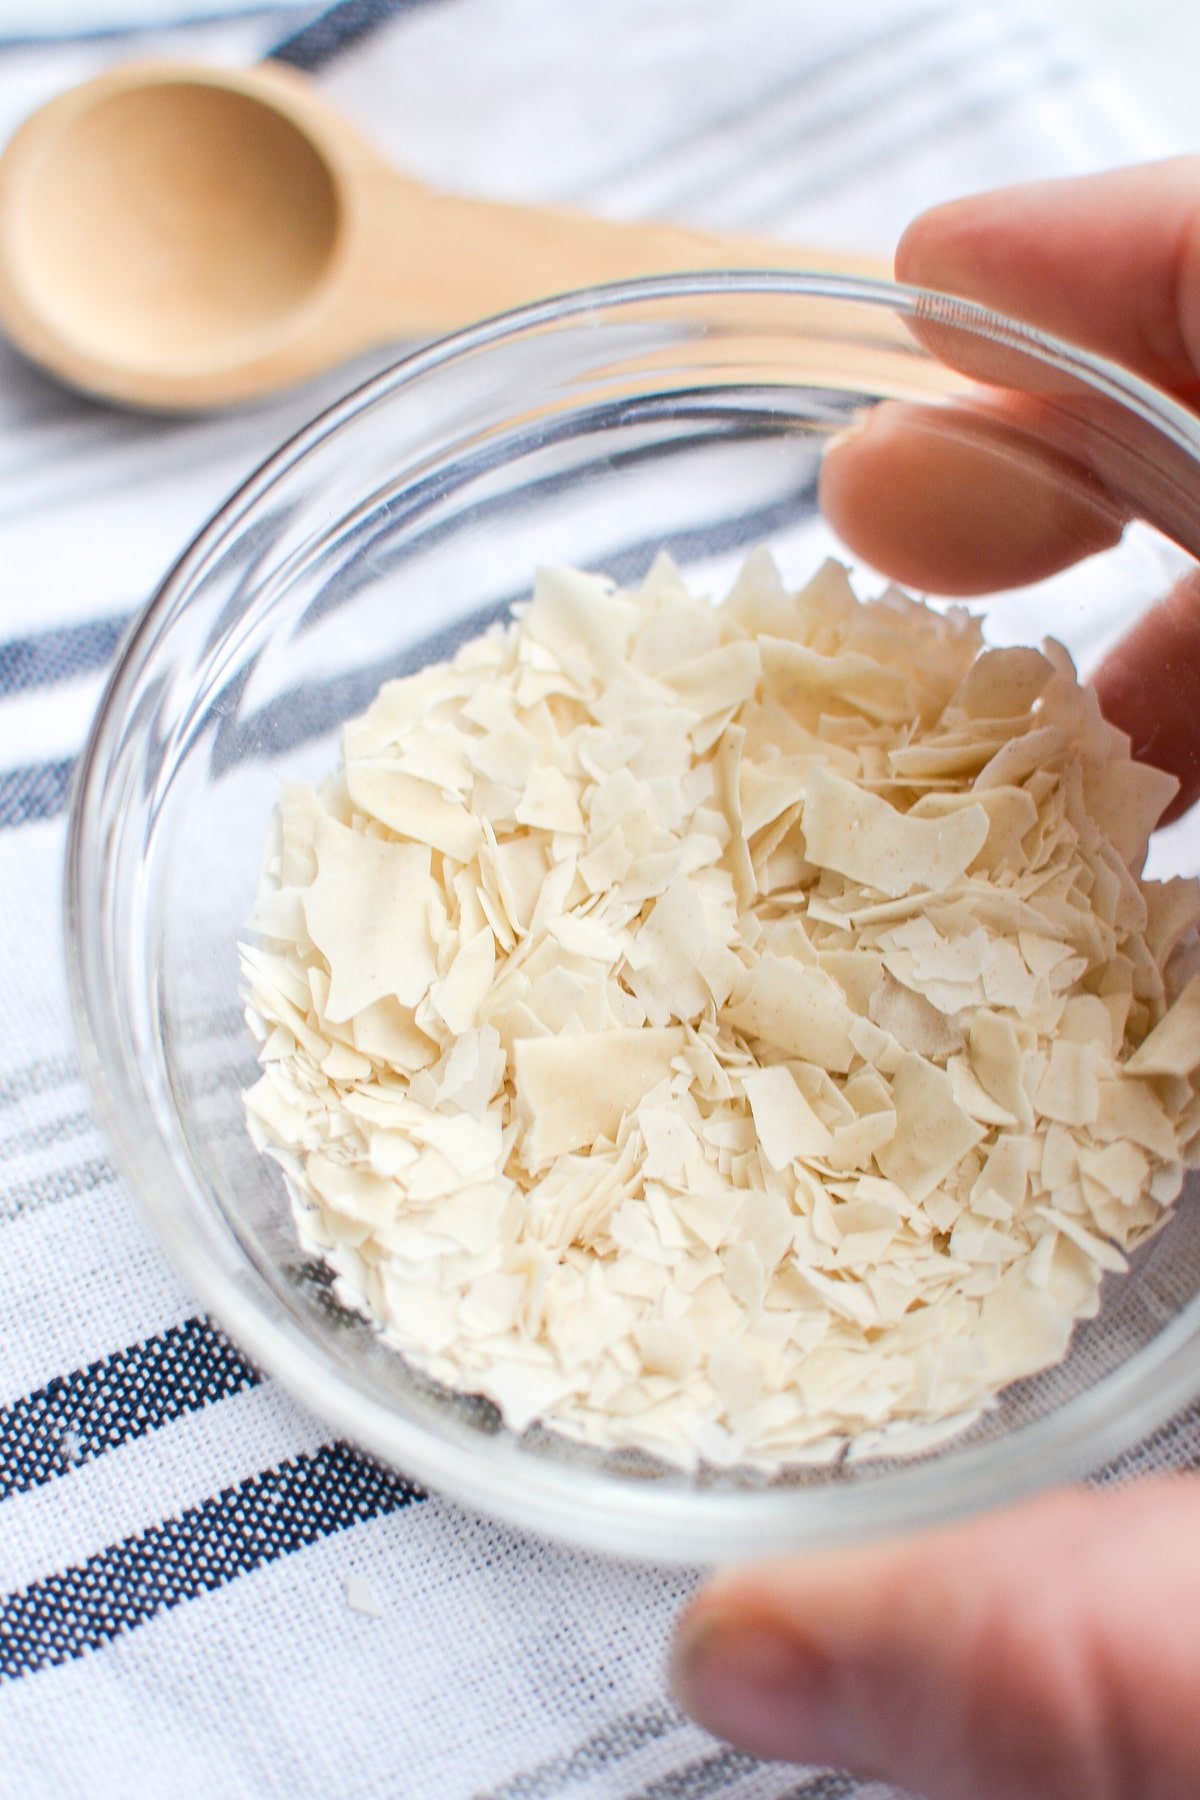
[67,274,1200,1563]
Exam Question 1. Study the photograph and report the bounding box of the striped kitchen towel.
[0,2,1193,1796]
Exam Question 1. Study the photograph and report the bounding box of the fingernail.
[669,1608,840,1764]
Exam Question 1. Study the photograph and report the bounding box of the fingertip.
[670,1597,849,1768]
[894,197,966,288]
[820,400,1124,596]
[893,213,926,285]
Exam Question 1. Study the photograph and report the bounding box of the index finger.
[896,159,1200,406]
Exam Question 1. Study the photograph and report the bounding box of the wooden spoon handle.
[338,173,891,348]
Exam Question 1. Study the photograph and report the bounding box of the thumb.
[670,1477,1200,1800]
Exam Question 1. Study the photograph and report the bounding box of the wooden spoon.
[0,60,887,411]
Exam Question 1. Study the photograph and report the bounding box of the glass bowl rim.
[65,271,1200,1562]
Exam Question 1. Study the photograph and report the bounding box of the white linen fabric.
[0,2,1193,1796]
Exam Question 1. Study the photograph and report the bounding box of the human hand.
[671,1477,1200,1799]
[822,159,1200,822]
[669,162,1200,1800]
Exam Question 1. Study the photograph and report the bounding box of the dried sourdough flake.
[242,552,1200,1472]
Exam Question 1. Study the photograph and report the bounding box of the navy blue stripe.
[481,1706,686,1800]
[0,1318,260,1503]
[0,6,306,51]
[0,615,127,699]
[633,1754,860,1800]
[270,0,426,69]
[627,1752,862,1800]
[0,0,419,69]
[630,1750,763,1800]
[0,758,74,829]
[0,1441,423,1680]
[782,1778,861,1800]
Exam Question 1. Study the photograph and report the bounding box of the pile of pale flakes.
[242,552,1200,1471]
